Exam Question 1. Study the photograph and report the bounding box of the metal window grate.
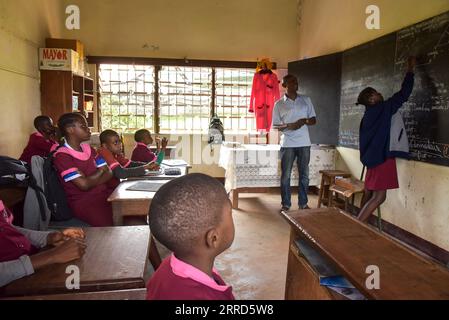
[215,68,256,134]
[159,66,212,133]
[99,64,155,132]
[98,64,257,134]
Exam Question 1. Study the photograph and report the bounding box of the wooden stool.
[328,177,365,212]
[317,170,351,208]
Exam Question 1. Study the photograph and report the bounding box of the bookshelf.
[40,38,98,131]
[40,72,98,131]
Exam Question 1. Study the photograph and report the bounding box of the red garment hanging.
[249,71,280,131]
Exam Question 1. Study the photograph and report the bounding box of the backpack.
[208,116,225,144]
[43,147,73,221]
[0,155,47,221]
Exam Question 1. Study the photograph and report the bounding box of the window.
[99,64,155,132]
[159,66,212,133]
[215,68,255,134]
[98,62,258,134]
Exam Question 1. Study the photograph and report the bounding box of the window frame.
[90,56,277,134]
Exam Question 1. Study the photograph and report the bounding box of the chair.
[317,170,351,208]
[328,177,365,212]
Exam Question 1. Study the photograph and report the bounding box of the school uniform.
[0,200,51,287]
[146,254,235,300]
[359,72,414,191]
[53,143,113,226]
[19,132,57,164]
[96,146,147,190]
[131,142,156,163]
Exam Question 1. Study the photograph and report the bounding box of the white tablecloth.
[219,144,336,191]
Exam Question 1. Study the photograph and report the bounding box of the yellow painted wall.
[0,0,63,157]
[58,0,299,68]
[298,0,449,251]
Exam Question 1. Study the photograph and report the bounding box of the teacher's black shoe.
[280,206,290,214]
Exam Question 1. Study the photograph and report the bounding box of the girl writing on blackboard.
[356,56,416,222]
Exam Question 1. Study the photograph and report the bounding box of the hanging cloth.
[249,71,280,131]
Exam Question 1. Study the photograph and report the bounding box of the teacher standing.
[272,74,317,213]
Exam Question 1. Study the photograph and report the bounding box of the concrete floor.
[150,190,318,300]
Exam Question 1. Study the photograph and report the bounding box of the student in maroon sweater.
[131,129,167,163]
[147,173,235,300]
[19,116,58,164]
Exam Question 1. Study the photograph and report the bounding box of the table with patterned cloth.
[219,144,336,209]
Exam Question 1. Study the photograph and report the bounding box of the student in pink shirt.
[147,173,235,300]
[131,129,167,163]
[53,113,114,226]
[19,116,58,164]
[0,200,86,287]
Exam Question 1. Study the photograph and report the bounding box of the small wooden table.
[282,208,449,300]
[1,226,150,298]
[317,170,351,208]
[107,180,170,225]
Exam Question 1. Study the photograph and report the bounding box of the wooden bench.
[328,177,365,212]
[2,288,147,300]
[281,208,449,300]
[317,170,351,208]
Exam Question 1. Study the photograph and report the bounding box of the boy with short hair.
[20,115,58,164]
[147,173,235,300]
[97,129,160,180]
[131,129,167,163]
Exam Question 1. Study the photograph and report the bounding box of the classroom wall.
[58,0,299,68]
[0,0,63,158]
[54,0,298,176]
[298,0,449,251]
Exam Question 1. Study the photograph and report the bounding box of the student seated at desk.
[19,115,58,164]
[53,113,114,227]
[0,200,86,287]
[131,129,168,163]
[97,130,160,182]
[147,173,235,300]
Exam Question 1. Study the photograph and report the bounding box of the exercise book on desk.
[126,182,166,192]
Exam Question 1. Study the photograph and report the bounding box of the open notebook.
[161,159,188,167]
[125,181,166,192]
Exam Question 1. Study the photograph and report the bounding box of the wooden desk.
[282,208,449,300]
[1,226,150,298]
[107,180,170,225]
[127,165,189,181]
[317,170,351,208]
[107,180,170,269]
[3,288,147,300]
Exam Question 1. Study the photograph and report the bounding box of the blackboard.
[338,11,449,166]
[288,53,342,145]
[339,33,396,148]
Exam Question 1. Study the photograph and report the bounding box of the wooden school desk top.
[1,226,150,298]
[3,288,147,300]
[281,208,449,300]
[126,161,190,181]
[107,180,170,202]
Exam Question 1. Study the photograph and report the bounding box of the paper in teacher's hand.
[273,124,288,129]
